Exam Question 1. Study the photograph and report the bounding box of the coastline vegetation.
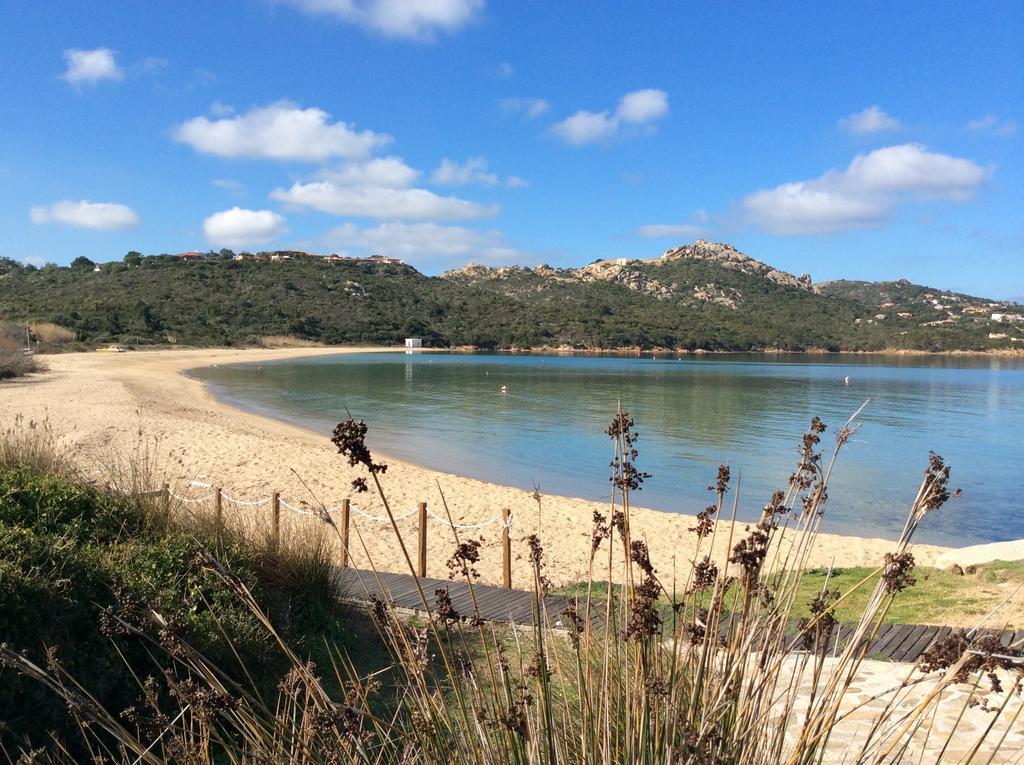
[1,252,1018,353]
[0,411,1021,762]
[0,324,40,380]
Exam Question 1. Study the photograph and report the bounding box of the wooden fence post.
[271,492,280,552]
[417,502,427,578]
[161,483,170,517]
[502,508,512,589]
[340,499,351,568]
[213,487,223,541]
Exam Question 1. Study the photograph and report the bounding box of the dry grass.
[0,415,71,476]
[28,322,76,344]
[256,334,323,348]
[2,408,1022,763]
[0,323,39,379]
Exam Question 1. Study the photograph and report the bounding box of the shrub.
[0,465,355,755]
[0,323,38,379]
[257,334,323,348]
[28,322,76,344]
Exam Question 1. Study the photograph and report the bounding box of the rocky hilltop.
[659,240,814,291]
[444,240,813,304]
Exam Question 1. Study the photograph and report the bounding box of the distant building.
[405,338,423,348]
[369,255,403,265]
[176,251,204,261]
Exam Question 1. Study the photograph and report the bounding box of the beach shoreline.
[4,346,1015,588]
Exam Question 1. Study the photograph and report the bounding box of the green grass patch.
[555,561,1024,628]
[0,466,377,753]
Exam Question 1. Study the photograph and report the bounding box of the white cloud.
[552,88,668,145]
[212,179,245,195]
[637,210,708,239]
[203,207,286,248]
[61,48,123,87]
[743,185,888,236]
[208,100,235,117]
[271,181,496,220]
[29,200,139,231]
[173,101,390,162]
[324,221,522,266]
[841,143,987,197]
[552,110,618,145]
[500,97,550,118]
[432,157,497,186]
[967,114,1018,137]
[838,105,902,135]
[320,156,421,187]
[616,89,669,124]
[430,156,525,187]
[283,0,483,41]
[741,143,990,235]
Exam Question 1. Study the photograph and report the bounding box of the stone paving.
[779,657,1024,763]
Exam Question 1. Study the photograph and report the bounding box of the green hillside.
[1,243,1020,352]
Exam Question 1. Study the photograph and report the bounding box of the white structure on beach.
[405,338,423,348]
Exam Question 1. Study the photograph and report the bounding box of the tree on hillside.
[124,251,142,267]
[70,256,95,270]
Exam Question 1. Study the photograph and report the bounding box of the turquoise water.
[191,352,1024,546]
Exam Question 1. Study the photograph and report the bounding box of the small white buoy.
[500,385,508,394]
[844,375,850,386]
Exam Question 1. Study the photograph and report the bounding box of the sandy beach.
[0,347,969,587]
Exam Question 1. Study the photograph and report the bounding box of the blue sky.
[2,1,1021,299]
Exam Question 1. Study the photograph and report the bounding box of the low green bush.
[0,467,354,753]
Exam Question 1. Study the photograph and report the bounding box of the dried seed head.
[446,538,482,580]
[690,505,716,539]
[710,464,730,495]
[729,523,771,584]
[591,511,611,552]
[691,556,718,592]
[607,410,652,493]
[331,418,388,493]
[526,534,551,593]
[433,586,462,626]
[882,551,916,594]
[917,452,956,517]
[630,540,655,576]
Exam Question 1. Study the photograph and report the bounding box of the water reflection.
[193,352,1024,546]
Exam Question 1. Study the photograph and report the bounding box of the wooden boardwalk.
[337,568,1019,664]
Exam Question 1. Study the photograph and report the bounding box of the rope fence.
[147,483,516,588]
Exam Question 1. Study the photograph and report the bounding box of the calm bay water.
[191,352,1024,546]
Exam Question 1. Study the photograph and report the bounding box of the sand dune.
[1,347,959,588]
